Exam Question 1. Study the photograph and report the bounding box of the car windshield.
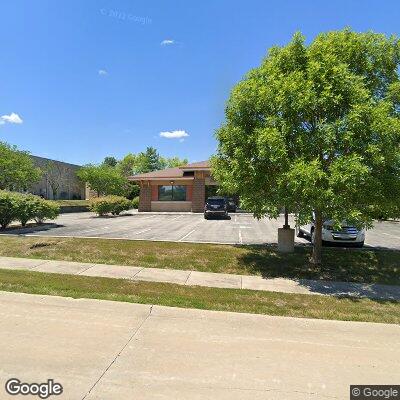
[207,198,225,205]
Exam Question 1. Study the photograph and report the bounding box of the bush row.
[89,195,135,216]
[0,191,60,229]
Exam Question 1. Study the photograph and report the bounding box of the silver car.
[297,215,365,247]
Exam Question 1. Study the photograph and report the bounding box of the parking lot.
[4,211,400,250]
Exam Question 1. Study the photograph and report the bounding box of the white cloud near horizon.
[160,130,189,140]
[98,69,108,76]
[161,39,175,46]
[0,112,23,125]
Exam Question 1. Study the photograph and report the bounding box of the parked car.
[297,213,365,247]
[204,196,228,219]
[225,197,237,213]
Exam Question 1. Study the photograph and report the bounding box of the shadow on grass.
[297,279,400,301]
[236,244,400,286]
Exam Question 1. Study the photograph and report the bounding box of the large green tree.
[117,153,138,176]
[77,165,128,196]
[102,156,118,168]
[161,156,188,169]
[213,29,400,264]
[0,142,42,190]
[135,147,163,173]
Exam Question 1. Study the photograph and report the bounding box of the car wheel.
[355,241,364,248]
[204,214,208,220]
[296,227,304,238]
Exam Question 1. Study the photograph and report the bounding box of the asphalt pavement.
[3,211,399,250]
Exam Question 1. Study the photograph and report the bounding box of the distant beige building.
[29,155,87,200]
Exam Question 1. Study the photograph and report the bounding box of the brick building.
[129,161,217,212]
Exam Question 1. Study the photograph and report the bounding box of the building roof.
[181,160,210,169]
[129,160,210,181]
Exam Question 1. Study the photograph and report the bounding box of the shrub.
[89,196,132,216]
[111,197,132,215]
[34,199,60,224]
[0,191,19,229]
[0,191,60,229]
[16,194,39,226]
[132,196,139,209]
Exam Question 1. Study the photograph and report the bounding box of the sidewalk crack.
[184,271,192,285]
[81,305,153,399]
[77,264,96,275]
[131,267,145,279]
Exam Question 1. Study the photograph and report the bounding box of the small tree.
[77,164,128,196]
[213,29,400,264]
[0,142,41,190]
[43,161,68,199]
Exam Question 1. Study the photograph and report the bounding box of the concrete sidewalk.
[0,291,399,399]
[1,256,399,301]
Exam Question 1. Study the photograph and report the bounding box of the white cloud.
[0,112,23,125]
[161,39,175,46]
[159,130,189,139]
[98,69,108,76]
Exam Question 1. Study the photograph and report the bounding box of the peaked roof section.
[181,160,210,169]
[129,160,210,181]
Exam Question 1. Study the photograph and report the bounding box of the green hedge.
[89,196,132,216]
[132,196,139,209]
[0,191,60,229]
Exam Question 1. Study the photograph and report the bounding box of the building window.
[158,185,187,201]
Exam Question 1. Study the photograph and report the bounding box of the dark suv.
[204,196,228,219]
[225,197,237,213]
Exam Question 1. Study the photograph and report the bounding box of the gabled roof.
[129,167,184,180]
[181,160,210,169]
[129,160,210,181]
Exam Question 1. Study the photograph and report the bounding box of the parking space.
[3,211,400,249]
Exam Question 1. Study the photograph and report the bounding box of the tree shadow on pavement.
[0,223,63,235]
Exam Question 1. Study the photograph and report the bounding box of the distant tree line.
[0,141,188,200]
[77,147,188,198]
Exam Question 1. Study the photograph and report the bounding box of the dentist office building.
[129,161,219,212]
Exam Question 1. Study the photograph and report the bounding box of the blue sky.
[1,0,399,165]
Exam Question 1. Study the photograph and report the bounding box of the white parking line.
[79,226,109,234]
[179,229,196,242]
[239,229,243,244]
[133,228,152,235]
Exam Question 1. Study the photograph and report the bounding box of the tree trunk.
[283,207,289,229]
[311,210,323,265]
[52,189,58,200]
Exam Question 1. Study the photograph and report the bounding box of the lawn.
[54,200,90,207]
[0,269,398,324]
[0,236,398,285]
